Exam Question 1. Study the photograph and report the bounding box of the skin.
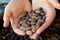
[3,0,60,39]
[3,0,32,36]
[48,0,60,9]
[29,0,56,39]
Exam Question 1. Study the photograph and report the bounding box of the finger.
[48,0,60,9]
[10,18,26,36]
[12,25,26,36]
[26,30,33,36]
[3,8,11,27]
[36,4,56,35]
[30,33,38,39]
[24,0,32,12]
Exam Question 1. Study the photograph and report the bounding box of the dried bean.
[18,8,46,31]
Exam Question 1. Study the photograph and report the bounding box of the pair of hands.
[3,0,60,39]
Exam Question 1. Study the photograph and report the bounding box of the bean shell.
[35,9,41,13]
[20,27,31,31]
[40,12,45,16]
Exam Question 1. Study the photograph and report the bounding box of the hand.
[3,0,32,36]
[48,0,60,9]
[26,0,60,39]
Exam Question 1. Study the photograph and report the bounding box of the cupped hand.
[29,0,60,39]
[3,0,32,36]
[28,0,60,39]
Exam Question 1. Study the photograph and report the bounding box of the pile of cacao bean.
[18,8,46,32]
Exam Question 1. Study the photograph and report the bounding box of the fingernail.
[26,31,33,36]
[3,23,6,27]
[3,23,8,28]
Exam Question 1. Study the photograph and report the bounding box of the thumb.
[3,9,11,27]
[49,0,60,9]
